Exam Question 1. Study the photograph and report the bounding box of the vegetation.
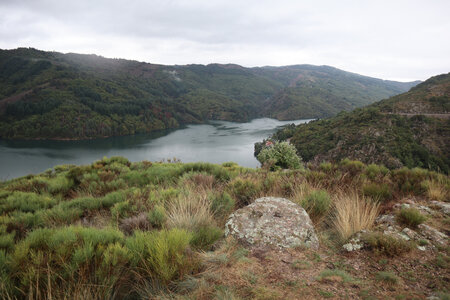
[261,73,450,173]
[0,48,417,140]
[0,157,448,299]
[256,141,303,170]
[397,207,427,228]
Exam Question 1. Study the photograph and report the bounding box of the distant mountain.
[0,47,418,140]
[265,73,449,172]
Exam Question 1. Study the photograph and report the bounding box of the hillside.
[0,158,448,299]
[263,73,450,173]
[0,47,417,140]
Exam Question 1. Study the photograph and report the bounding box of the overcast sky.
[0,0,449,81]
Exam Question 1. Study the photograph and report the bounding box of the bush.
[318,269,355,283]
[210,192,235,218]
[228,178,261,207]
[362,183,392,202]
[397,208,427,228]
[147,205,167,228]
[361,232,415,257]
[365,164,389,180]
[300,190,331,221]
[340,159,366,175]
[190,225,223,250]
[257,142,303,170]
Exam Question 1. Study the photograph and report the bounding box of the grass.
[361,232,415,257]
[332,192,380,241]
[375,271,399,285]
[299,190,332,223]
[318,269,356,283]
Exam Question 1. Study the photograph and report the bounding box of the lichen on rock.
[224,197,319,249]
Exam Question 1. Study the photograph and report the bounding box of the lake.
[0,118,311,180]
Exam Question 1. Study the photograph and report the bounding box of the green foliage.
[365,164,389,180]
[362,183,392,201]
[147,205,167,228]
[190,225,223,250]
[361,232,415,257]
[318,269,355,283]
[300,190,331,220]
[397,208,427,228]
[228,178,261,207]
[257,142,302,170]
[210,192,235,218]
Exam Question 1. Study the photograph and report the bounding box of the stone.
[342,231,365,252]
[224,197,319,249]
[418,224,448,246]
[430,201,450,215]
[402,227,420,241]
[376,214,397,226]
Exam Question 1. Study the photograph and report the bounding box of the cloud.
[0,0,449,81]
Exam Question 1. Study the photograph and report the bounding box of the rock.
[418,224,448,246]
[430,201,450,215]
[376,214,397,226]
[224,197,319,249]
[342,231,365,252]
[402,227,420,241]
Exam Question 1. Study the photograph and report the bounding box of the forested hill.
[0,47,418,140]
[264,73,450,173]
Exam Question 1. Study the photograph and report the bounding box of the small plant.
[361,232,415,257]
[147,205,167,228]
[257,141,303,170]
[397,208,427,228]
[318,269,355,283]
[300,190,331,222]
[421,178,448,201]
[228,178,261,207]
[190,225,223,250]
[210,192,235,219]
[362,183,392,202]
[375,271,399,285]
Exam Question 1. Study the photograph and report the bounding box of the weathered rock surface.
[224,197,319,249]
[418,224,448,246]
[430,201,450,215]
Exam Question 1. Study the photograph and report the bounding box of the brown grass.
[332,192,380,241]
[423,179,448,201]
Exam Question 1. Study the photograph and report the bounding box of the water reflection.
[0,118,311,180]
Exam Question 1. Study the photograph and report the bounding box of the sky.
[0,0,449,82]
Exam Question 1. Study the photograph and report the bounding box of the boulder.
[430,201,450,215]
[225,197,319,249]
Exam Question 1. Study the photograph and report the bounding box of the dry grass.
[332,192,380,241]
[166,187,215,230]
[423,179,448,201]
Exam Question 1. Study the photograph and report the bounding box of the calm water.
[0,118,311,180]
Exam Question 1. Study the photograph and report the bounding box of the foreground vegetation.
[0,48,417,140]
[0,157,448,299]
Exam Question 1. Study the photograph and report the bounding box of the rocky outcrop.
[225,197,319,249]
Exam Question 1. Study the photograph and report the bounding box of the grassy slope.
[0,48,417,140]
[269,73,450,173]
[0,157,448,299]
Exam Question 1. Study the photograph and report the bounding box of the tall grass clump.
[421,178,448,201]
[332,192,380,241]
[361,232,415,256]
[166,188,214,230]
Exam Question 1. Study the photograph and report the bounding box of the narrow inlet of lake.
[0,118,311,180]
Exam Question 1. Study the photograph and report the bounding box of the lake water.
[0,118,311,180]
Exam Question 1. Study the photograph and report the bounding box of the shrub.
[147,205,167,228]
[375,271,399,285]
[391,167,430,194]
[190,225,223,250]
[126,229,195,284]
[421,178,448,201]
[361,232,415,256]
[228,178,261,207]
[257,142,303,170]
[365,164,389,180]
[333,193,380,241]
[111,201,134,220]
[340,159,366,175]
[210,192,235,219]
[300,190,331,222]
[362,183,392,202]
[397,208,427,228]
[120,213,151,235]
[318,269,355,283]
[3,192,56,213]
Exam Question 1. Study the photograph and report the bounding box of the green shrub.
[257,142,303,170]
[397,208,427,228]
[362,183,392,201]
[0,233,14,250]
[319,162,335,173]
[190,225,223,250]
[361,232,415,256]
[3,192,56,213]
[375,271,398,285]
[340,159,366,175]
[126,229,195,284]
[228,178,261,207]
[318,269,355,283]
[147,205,167,228]
[111,201,133,219]
[365,164,389,180]
[210,192,235,218]
[392,167,430,194]
[47,176,74,195]
[300,190,331,221]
